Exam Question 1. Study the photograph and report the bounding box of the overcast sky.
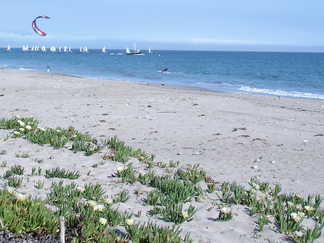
[1,0,324,51]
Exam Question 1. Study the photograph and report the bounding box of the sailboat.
[102,47,107,53]
[7,45,11,51]
[148,47,153,53]
[22,45,29,51]
[41,46,47,52]
[125,44,144,55]
[83,47,89,53]
[50,46,57,52]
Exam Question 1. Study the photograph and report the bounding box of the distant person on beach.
[46,67,50,72]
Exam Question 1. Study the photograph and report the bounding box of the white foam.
[239,86,324,100]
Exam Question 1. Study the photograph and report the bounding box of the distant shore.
[1,69,324,242]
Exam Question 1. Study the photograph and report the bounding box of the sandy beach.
[0,69,323,242]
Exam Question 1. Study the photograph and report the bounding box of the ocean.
[1,48,324,99]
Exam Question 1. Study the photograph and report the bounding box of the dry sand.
[0,69,323,242]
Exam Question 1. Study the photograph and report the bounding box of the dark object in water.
[161,68,168,72]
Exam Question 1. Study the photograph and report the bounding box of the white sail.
[83,47,89,53]
[7,45,11,51]
[126,47,131,54]
[41,46,47,52]
[102,47,107,53]
[22,45,29,51]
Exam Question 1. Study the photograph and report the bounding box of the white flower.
[99,217,107,225]
[15,115,21,119]
[88,200,97,208]
[14,192,27,201]
[125,219,134,226]
[287,201,295,207]
[19,128,25,132]
[38,127,46,131]
[25,125,32,130]
[220,207,232,214]
[252,184,260,190]
[294,231,304,237]
[6,187,15,194]
[290,212,302,223]
[14,131,20,135]
[76,186,85,193]
[298,211,305,218]
[17,120,25,127]
[304,205,314,212]
[94,204,105,212]
[117,166,126,173]
[139,171,146,177]
[181,211,189,219]
[104,198,113,205]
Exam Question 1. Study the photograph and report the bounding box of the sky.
[1,0,324,52]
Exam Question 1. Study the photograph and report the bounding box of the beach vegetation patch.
[125,221,193,243]
[6,176,23,188]
[45,166,80,179]
[15,152,30,158]
[0,150,7,155]
[104,136,155,163]
[175,164,206,184]
[0,189,58,236]
[10,164,25,175]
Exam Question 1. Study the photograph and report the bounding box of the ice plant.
[290,212,302,223]
[99,217,107,225]
[88,200,97,208]
[14,192,27,201]
[304,205,314,212]
[6,187,15,194]
[218,206,233,221]
[17,120,25,127]
[94,204,105,212]
[125,219,135,226]
[104,198,113,205]
[76,186,85,193]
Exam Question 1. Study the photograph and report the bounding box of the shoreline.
[1,69,324,242]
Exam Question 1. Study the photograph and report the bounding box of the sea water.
[1,48,324,99]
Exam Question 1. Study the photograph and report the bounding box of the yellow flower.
[88,200,97,208]
[252,184,260,190]
[181,211,189,219]
[294,231,304,237]
[304,205,314,212]
[298,211,305,218]
[99,217,107,225]
[125,219,134,226]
